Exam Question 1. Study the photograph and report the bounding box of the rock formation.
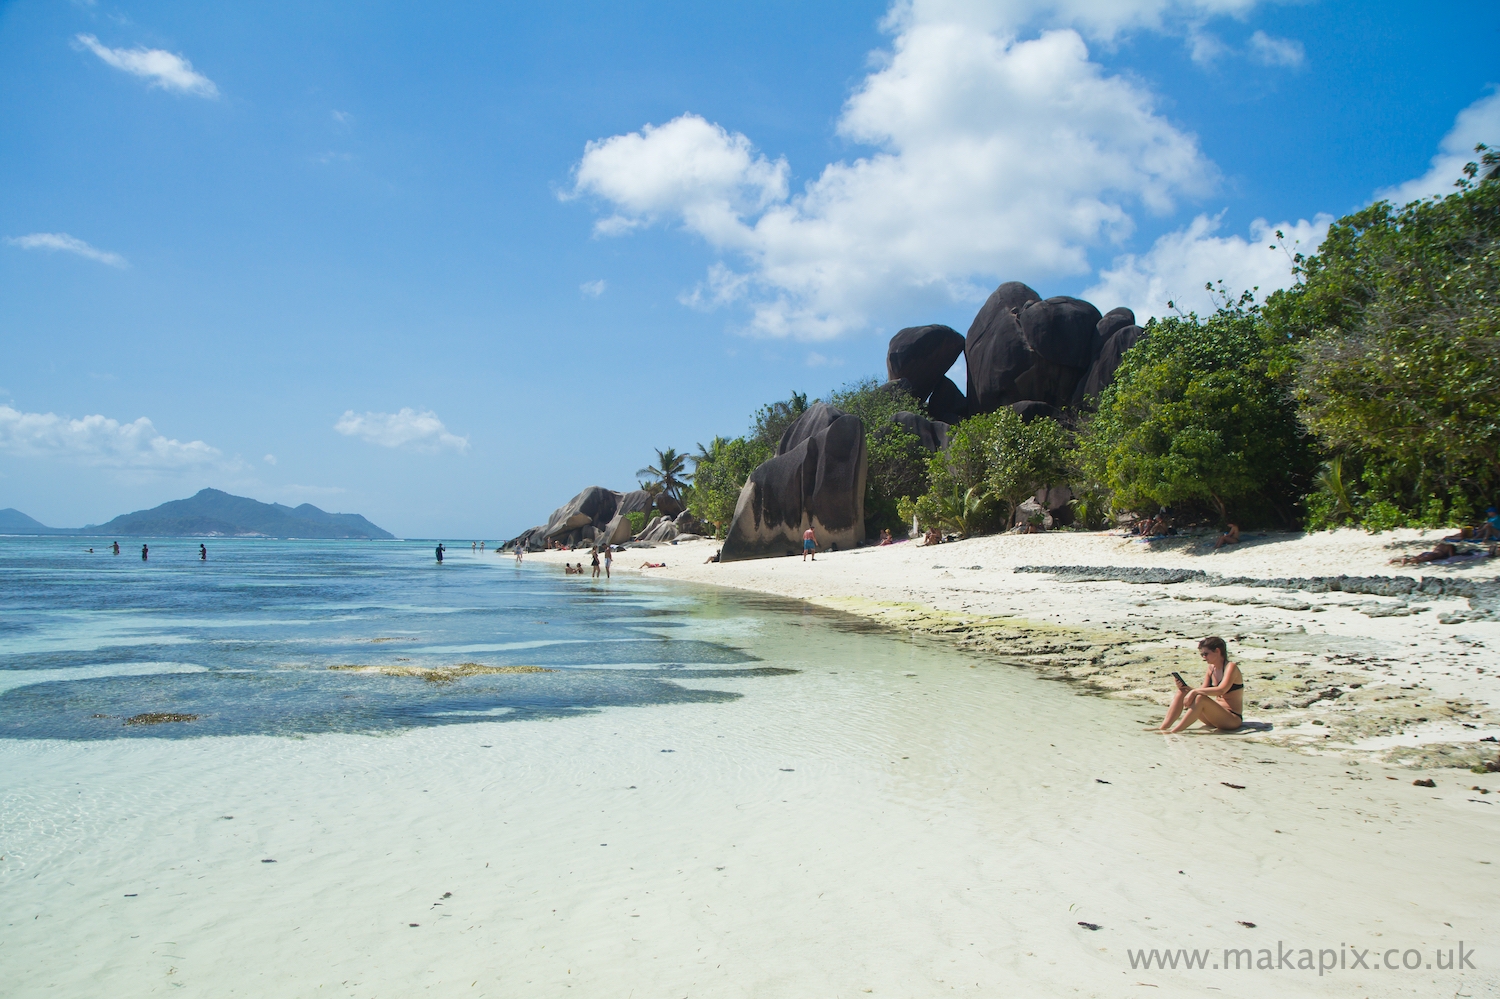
[884,281,1143,424]
[886,324,965,401]
[893,410,951,452]
[722,403,867,561]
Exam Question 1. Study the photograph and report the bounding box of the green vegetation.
[1076,304,1315,527]
[1268,146,1500,529]
[636,447,691,501]
[673,147,1500,541]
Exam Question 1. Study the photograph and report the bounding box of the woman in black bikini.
[1155,636,1244,732]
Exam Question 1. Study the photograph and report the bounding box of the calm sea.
[0,537,785,740]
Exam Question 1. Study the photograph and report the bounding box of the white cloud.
[887,1,1263,43]
[1247,30,1304,68]
[573,14,1216,339]
[74,33,218,97]
[1378,90,1500,206]
[263,454,277,465]
[334,408,469,453]
[6,232,127,268]
[580,279,607,297]
[1085,211,1330,321]
[0,405,223,468]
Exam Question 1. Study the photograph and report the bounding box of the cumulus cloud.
[887,0,1263,43]
[334,408,469,453]
[74,33,218,97]
[580,279,607,297]
[0,404,223,468]
[1247,30,1305,68]
[6,232,126,268]
[1377,90,1500,206]
[573,13,1217,338]
[1085,212,1331,321]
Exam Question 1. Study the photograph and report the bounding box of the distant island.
[0,488,394,539]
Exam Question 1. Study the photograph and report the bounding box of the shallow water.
[0,538,771,738]
[1,538,1495,998]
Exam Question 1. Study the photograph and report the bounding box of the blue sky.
[2,0,1496,538]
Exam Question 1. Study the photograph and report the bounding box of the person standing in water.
[112,541,119,555]
[515,543,523,564]
[435,543,445,563]
[141,544,149,561]
[590,547,601,578]
[199,544,207,561]
[603,545,613,579]
[802,527,817,561]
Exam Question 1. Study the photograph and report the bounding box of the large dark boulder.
[722,404,867,561]
[600,489,654,545]
[886,324,964,401]
[543,486,618,539]
[1010,400,1064,423]
[924,375,969,425]
[1095,307,1135,351]
[1019,296,1101,370]
[965,281,1041,414]
[893,411,950,452]
[1072,324,1145,409]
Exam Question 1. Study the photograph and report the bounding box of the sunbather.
[1392,542,1458,565]
[1213,523,1240,550]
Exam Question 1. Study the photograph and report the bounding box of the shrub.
[1267,155,1500,528]
[1076,307,1315,526]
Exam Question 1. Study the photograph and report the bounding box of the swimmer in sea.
[200,544,207,561]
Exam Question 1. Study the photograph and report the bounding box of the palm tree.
[637,447,691,501]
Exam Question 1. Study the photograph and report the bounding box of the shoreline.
[525,527,1500,770]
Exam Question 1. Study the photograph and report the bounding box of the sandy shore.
[534,528,1500,770]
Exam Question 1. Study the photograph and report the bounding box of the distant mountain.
[73,488,395,539]
[0,508,77,535]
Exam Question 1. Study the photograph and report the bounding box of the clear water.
[0,538,788,740]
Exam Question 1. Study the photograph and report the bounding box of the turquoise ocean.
[0,537,789,740]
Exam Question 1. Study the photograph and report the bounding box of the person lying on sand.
[1213,523,1240,550]
[1392,542,1458,565]
[1155,636,1243,733]
[640,561,666,569]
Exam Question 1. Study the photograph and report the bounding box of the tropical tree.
[1266,147,1500,528]
[984,410,1072,529]
[687,436,770,536]
[637,447,692,501]
[1075,305,1314,526]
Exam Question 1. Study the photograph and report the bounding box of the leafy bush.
[626,511,647,537]
[984,409,1071,528]
[1076,307,1315,526]
[824,378,927,536]
[688,435,772,537]
[1267,154,1500,529]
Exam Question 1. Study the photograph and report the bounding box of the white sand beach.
[3,579,1496,999]
[596,528,1500,769]
[4,537,1498,998]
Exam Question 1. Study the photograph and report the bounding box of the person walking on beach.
[802,527,817,561]
[435,543,445,563]
[603,545,613,579]
[1156,636,1243,733]
[591,547,601,578]
[112,541,119,555]
[200,544,207,561]
[141,544,148,561]
[515,543,523,564]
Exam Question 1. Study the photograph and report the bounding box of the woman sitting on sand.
[1156,636,1243,733]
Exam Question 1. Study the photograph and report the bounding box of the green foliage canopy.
[1076,308,1314,525]
[1266,153,1500,528]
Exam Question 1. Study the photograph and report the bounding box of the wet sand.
[599,529,1500,770]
